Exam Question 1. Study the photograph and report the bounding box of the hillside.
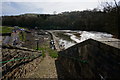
[2,5,120,38]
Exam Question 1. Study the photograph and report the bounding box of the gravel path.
[24,53,58,79]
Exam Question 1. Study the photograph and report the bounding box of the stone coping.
[94,38,120,49]
[60,38,120,53]
[1,44,41,52]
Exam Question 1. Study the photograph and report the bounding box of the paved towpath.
[47,31,61,51]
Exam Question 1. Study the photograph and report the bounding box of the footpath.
[24,53,58,78]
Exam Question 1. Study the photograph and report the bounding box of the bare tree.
[100,0,120,38]
[114,0,120,38]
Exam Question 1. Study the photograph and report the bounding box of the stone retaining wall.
[1,45,42,79]
[57,39,120,79]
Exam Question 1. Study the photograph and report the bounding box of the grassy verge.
[48,48,58,58]
[42,52,46,58]
[34,43,58,58]
[34,47,46,58]
[0,26,14,33]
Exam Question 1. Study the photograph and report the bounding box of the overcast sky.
[1,0,119,16]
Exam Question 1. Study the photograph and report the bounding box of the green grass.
[0,26,28,41]
[42,52,46,58]
[0,26,14,33]
[48,48,58,58]
[34,47,46,58]
[35,47,46,53]
[0,26,28,33]
[34,45,58,58]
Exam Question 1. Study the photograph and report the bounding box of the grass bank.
[34,42,58,58]
[0,26,14,33]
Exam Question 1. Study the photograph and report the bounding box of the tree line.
[2,1,120,38]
